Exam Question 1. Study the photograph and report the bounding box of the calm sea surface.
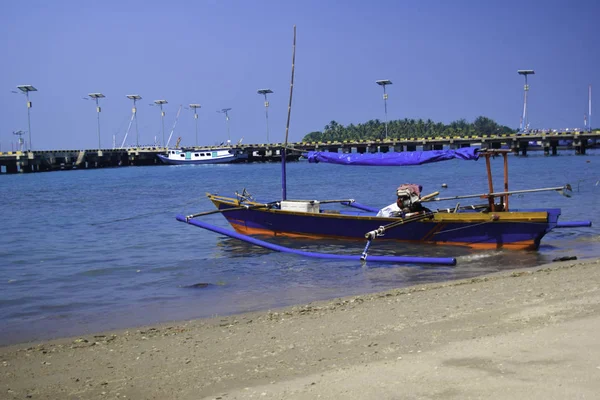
[1,150,599,345]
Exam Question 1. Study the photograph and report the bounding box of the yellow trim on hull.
[208,194,549,225]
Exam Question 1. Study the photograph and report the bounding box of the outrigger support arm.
[361,239,374,261]
[361,212,435,261]
[185,202,277,221]
[341,201,380,213]
[421,185,572,203]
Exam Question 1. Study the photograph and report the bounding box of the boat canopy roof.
[306,147,480,166]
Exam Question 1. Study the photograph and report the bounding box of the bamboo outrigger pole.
[282,25,296,201]
[421,185,572,203]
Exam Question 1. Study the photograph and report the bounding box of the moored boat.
[205,149,567,251]
[206,197,561,250]
[157,147,247,165]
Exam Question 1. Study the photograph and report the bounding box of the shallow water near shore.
[1,149,599,345]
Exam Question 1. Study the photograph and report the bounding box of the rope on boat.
[364,212,436,240]
[176,214,457,266]
[430,219,592,235]
[430,221,490,235]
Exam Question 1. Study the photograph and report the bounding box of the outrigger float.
[175,26,591,266]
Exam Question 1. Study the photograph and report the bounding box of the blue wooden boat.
[205,149,570,251]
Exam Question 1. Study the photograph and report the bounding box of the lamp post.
[13,130,25,151]
[189,104,201,147]
[257,89,273,143]
[154,100,168,147]
[88,93,105,149]
[375,80,392,139]
[517,70,535,132]
[217,108,232,143]
[16,85,37,151]
[126,95,142,147]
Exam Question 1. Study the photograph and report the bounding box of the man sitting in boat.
[377,184,429,218]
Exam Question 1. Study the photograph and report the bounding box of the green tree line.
[302,116,515,142]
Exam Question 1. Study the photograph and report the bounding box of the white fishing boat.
[157,147,247,165]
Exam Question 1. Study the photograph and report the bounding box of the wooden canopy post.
[503,152,509,211]
[484,153,495,211]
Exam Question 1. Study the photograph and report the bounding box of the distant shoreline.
[2,141,598,175]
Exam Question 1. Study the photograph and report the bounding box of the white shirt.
[376,202,401,217]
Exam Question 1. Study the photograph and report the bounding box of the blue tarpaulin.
[306,148,480,166]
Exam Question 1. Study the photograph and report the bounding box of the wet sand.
[2,257,600,399]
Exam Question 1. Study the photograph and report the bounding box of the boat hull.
[208,195,560,250]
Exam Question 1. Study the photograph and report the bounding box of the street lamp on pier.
[257,89,273,143]
[153,100,168,147]
[217,108,232,144]
[189,104,201,147]
[126,95,142,147]
[588,84,592,133]
[16,85,37,151]
[375,80,392,139]
[517,70,535,132]
[13,130,25,151]
[88,93,105,149]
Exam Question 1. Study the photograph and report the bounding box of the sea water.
[1,150,599,345]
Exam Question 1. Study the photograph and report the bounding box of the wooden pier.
[0,148,158,174]
[0,146,303,174]
[297,130,599,157]
[1,130,598,174]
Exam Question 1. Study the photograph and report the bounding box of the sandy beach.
[2,257,600,399]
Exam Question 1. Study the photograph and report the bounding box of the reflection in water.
[214,236,274,258]
[204,233,550,314]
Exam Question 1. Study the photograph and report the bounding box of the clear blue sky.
[1,0,598,150]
